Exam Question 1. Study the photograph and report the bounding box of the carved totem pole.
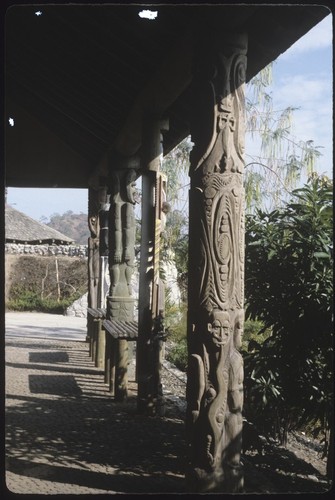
[108,169,137,310]
[137,119,169,416]
[88,187,101,311]
[98,193,110,309]
[186,33,247,493]
[106,168,138,400]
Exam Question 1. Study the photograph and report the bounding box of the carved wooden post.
[186,32,247,493]
[106,167,138,401]
[88,187,100,309]
[98,192,110,309]
[137,118,168,415]
[87,186,100,351]
[96,188,110,369]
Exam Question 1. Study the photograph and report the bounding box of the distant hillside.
[46,211,89,245]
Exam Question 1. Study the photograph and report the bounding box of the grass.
[7,288,81,314]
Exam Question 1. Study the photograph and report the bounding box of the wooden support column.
[98,190,110,309]
[96,190,110,370]
[106,165,138,401]
[87,187,100,346]
[88,185,109,364]
[186,32,247,493]
[137,118,168,416]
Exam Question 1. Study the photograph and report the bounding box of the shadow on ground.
[5,339,331,495]
[5,341,186,494]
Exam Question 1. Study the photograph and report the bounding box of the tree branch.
[245,161,292,195]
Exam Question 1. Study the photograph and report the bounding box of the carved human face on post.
[207,310,231,349]
[126,169,138,204]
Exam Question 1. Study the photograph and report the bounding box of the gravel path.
[4,330,331,496]
[5,336,187,495]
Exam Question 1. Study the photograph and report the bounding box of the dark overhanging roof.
[5,3,330,189]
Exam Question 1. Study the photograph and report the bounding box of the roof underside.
[5,3,330,188]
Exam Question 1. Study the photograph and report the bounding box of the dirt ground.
[162,363,332,495]
[5,330,332,496]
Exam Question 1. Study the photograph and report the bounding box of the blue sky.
[6,13,332,222]
[270,15,332,177]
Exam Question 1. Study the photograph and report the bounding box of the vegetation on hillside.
[41,211,89,245]
[6,255,87,314]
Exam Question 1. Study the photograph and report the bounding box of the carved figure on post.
[108,168,138,302]
[186,33,247,493]
[106,167,138,402]
[88,190,100,310]
[223,308,244,489]
[98,196,110,309]
[187,309,232,488]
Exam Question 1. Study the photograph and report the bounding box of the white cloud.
[247,13,333,179]
[273,74,332,164]
[280,15,332,59]
[247,70,333,177]
[274,74,331,107]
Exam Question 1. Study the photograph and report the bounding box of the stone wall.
[5,243,88,257]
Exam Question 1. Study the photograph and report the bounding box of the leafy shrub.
[244,174,333,464]
[165,299,188,371]
[242,319,271,352]
[6,255,87,314]
[7,286,81,314]
[167,338,188,372]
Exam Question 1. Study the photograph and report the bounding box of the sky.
[6,12,333,223]
[270,15,332,177]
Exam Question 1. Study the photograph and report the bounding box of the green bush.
[242,319,272,353]
[7,286,81,314]
[164,299,188,371]
[167,337,188,372]
[244,174,333,461]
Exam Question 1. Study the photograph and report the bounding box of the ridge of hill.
[45,211,89,245]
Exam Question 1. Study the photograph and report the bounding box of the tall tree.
[161,137,191,297]
[245,64,323,211]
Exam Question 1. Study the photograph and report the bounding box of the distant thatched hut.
[5,205,74,245]
[4,205,86,306]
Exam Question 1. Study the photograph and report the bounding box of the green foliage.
[165,300,188,372]
[167,337,188,372]
[244,174,333,451]
[159,139,190,370]
[161,138,191,300]
[165,300,187,342]
[6,255,88,314]
[161,137,191,208]
[242,319,272,353]
[7,286,81,314]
